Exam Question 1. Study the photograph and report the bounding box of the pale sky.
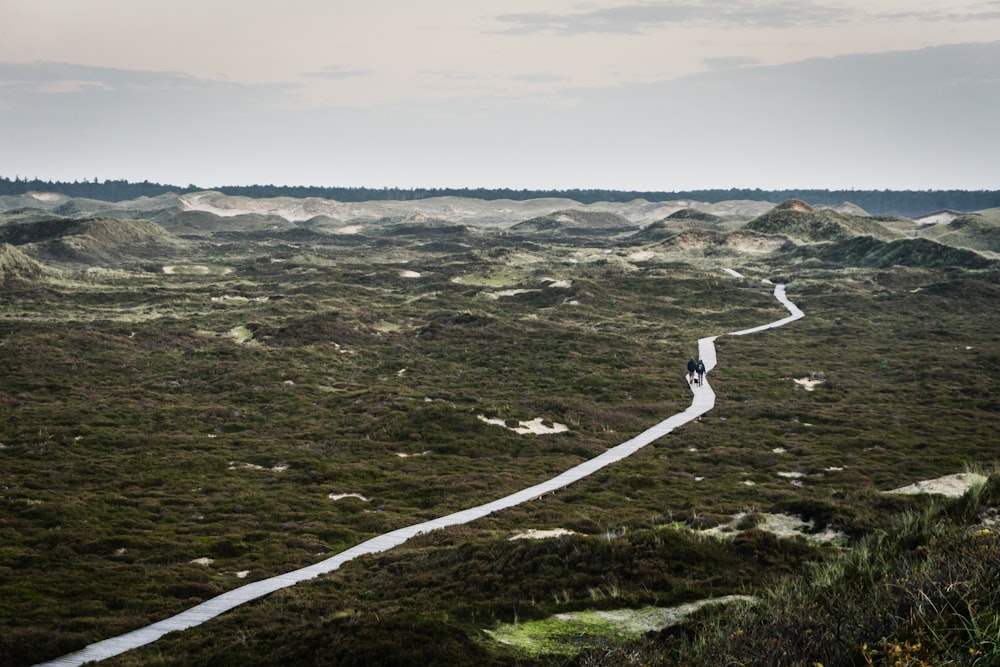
[1,1,999,191]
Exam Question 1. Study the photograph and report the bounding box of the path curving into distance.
[37,280,804,667]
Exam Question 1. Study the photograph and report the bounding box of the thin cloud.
[0,61,296,117]
[702,56,761,70]
[0,61,227,94]
[33,80,115,95]
[512,73,571,83]
[494,1,853,35]
[303,66,371,80]
[874,0,1000,22]
[882,9,1000,22]
[419,69,479,81]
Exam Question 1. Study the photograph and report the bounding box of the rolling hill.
[918,212,1000,254]
[745,199,904,243]
[0,216,187,265]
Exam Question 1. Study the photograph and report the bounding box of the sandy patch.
[30,192,65,202]
[627,250,656,262]
[478,415,569,435]
[792,376,825,391]
[211,295,269,303]
[335,225,363,234]
[509,528,577,541]
[541,277,572,288]
[885,472,987,498]
[914,211,959,225]
[726,235,786,253]
[162,264,211,275]
[483,288,535,300]
[329,493,369,502]
[701,512,845,544]
[229,461,288,472]
[228,326,257,345]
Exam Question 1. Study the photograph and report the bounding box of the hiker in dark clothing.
[687,358,697,384]
[696,359,706,385]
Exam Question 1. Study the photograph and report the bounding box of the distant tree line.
[2,175,998,217]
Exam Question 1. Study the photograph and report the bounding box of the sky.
[1,0,999,191]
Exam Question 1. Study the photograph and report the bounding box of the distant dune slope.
[0,217,186,264]
[0,243,47,282]
[806,236,997,270]
[918,212,1000,254]
[745,199,903,243]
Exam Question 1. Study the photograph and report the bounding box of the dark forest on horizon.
[2,175,999,217]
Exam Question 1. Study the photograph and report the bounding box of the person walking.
[696,359,706,386]
[687,357,697,385]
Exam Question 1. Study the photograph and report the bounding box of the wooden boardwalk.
[36,283,803,667]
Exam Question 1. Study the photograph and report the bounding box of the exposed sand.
[328,493,369,502]
[162,264,211,275]
[700,512,845,544]
[478,415,569,435]
[31,192,65,202]
[793,377,824,391]
[509,528,577,541]
[483,288,535,300]
[627,250,657,261]
[211,295,269,303]
[228,461,288,472]
[885,472,987,497]
[913,211,960,225]
[227,326,256,345]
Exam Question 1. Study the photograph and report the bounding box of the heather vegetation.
[0,192,998,665]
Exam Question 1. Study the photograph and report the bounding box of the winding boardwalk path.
[37,282,804,667]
